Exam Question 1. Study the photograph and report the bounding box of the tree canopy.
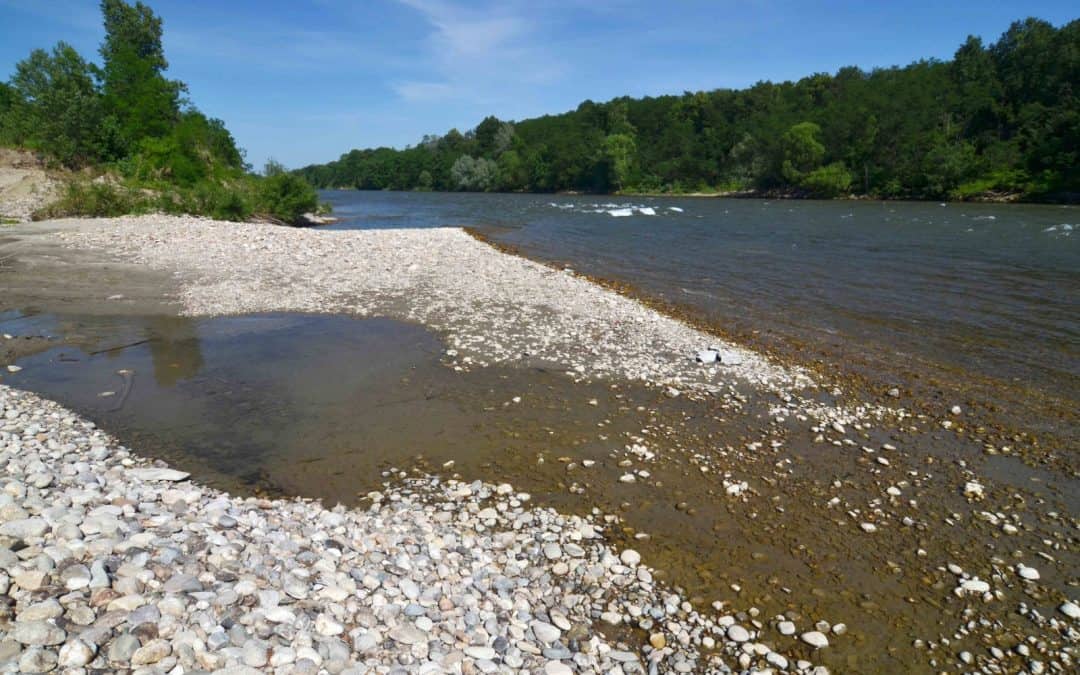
[298,17,1079,201]
[0,1,320,223]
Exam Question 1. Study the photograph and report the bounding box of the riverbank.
[1,215,1077,673]
[0,384,752,674]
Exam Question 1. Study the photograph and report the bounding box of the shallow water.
[324,191,1079,447]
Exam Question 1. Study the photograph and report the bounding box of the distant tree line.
[0,1,318,222]
[297,18,1078,201]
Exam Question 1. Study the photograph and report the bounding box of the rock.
[619,549,641,566]
[315,614,344,636]
[0,517,49,539]
[718,351,744,365]
[1017,564,1040,581]
[1059,601,1080,620]
[963,481,985,499]
[464,646,496,660]
[18,647,57,673]
[544,662,573,675]
[649,633,666,649]
[108,632,140,663]
[777,620,796,636]
[11,621,66,646]
[131,639,170,665]
[242,639,269,667]
[726,625,750,643]
[532,621,561,644]
[696,350,719,364]
[801,631,829,649]
[766,651,789,669]
[58,639,96,668]
[389,624,428,645]
[957,578,990,595]
[60,564,91,590]
[163,573,203,593]
[130,467,190,482]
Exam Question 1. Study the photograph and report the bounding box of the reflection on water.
[147,316,204,387]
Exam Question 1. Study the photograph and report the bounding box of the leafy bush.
[255,172,318,223]
[801,162,854,197]
[33,181,145,219]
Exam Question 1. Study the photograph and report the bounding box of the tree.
[603,133,637,191]
[450,155,498,191]
[7,43,104,166]
[801,162,853,197]
[780,122,825,184]
[99,0,184,150]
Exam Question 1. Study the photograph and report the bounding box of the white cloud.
[393,0,565,106]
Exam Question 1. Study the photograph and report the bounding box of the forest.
[0,1,318,222]
[298,18,1078,201]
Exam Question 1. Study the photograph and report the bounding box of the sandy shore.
[1,215,1077,674]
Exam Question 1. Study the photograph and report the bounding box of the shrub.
[801,162,853,197]
[254,172,318,223]
[33,181,145,219]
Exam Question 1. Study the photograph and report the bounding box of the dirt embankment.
[0,148,62,222]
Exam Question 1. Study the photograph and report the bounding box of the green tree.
[99,0,184,151]
[801,162,853,197]
[780,122,826,184]
[603,133,637,191]
[7,43,104,166]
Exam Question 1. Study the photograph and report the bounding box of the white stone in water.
[859,522,877,533]
[726,625,750,643]
[1017,564,1040,581]
[619,473,636,483]
[6,365,21,373]
[696,350,719,364]
[718,351,744,366]
[963,481,985,499]
[129,468,190,482]
[1059,601,1080,619]
[801,631,829,649]
[777,621,796,636]
[619,549,641,566]
[957,578,990,595]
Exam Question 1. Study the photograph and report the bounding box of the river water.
[325,191,1079,446]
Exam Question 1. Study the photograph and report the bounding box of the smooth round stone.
[777,621,796,636]
[619,549,641,566]
[464,646,496,660]
[532,621,561,644]
[801,631,830,649]
[543,543,562,560]
[726,625,750,643]
[1017,564,1040,581]
[649,633,666,649]
[552,562,569,576]
[58,639,95,668]
[1060,601,1080,619]
[544,662,573,675]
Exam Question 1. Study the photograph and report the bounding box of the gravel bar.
[0,384,834,674]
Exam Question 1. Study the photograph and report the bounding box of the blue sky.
[1,1,1076,169]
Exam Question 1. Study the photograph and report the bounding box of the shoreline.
[1,215,1077,673]
[318,187,1080,206]
[0,383,755,674]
